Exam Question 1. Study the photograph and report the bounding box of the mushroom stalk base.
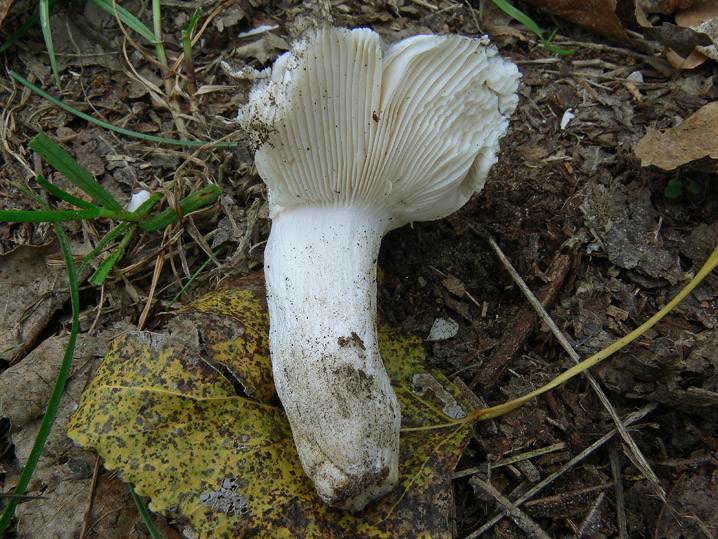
[264,203,400,511]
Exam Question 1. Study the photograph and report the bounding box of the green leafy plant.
[0,133,221,284]
[17,0,168,90]
[7,71,235,148]
[2,0,212,151]
[664,175,703,198]
[491,0,573,55]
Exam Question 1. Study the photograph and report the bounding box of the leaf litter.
[1,0,718,536]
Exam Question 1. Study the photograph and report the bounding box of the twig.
[79,455,102,539]
[609,441,629,539]
[491,442,568,470]
[409,0,438,10]
[88,282,106,334]
[469,477,553,539]
[0,493,47,500]
[461,0,482,34]
[477,230,666,500]
[471,249,571,389]
[523,482,612,508]
[454,442,567,478]
[466,403,657,538]
[137,229,168,330]
[576,492,605,537]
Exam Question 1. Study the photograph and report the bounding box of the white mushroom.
[237,25,519,511]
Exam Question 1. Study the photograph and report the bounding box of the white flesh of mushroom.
[238,26,519,510]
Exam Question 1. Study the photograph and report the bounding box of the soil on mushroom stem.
[1,0,717,537]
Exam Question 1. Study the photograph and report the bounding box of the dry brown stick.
[466,403,657,538]
[469,477,553,539]
[576,492,606,537]
[79,455,102,539]
[479,232,665,499]
[455,442,568,479]
[609,441,629,539]
[470,248,571,389]
[137,230,169,330]
[523,482,612,508]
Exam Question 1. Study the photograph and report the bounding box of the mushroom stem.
[264,202,400,510]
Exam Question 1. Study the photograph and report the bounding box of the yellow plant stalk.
[476,243,718,421]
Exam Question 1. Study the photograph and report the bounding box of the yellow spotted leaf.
[67,282,474,538]
[174,276,275,403]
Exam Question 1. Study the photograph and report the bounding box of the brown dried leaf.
[666,47,709,68]
[637,0,701,16]
[579,182,685,284]
[442,275,466,297]
[655,468,718,537]
[676,0,718,27]
[637,0,718,66]
[522,0,627,40]
[0,0,15,26]
[634,101,718,170]
[642,22,713,57]
[0,242,69,362]
[597,330,718,410]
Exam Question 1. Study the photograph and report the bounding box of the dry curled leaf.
[636,0,718,67]
[0,241,69,362]
[67,285,474,538]
[0,0,15,26]
[522,0,627,40]
[634,101,718,170]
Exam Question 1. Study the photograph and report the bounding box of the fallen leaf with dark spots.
[67,283,474,538]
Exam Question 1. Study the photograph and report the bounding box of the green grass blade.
[0,207,105,222]
[186,7,201,36]
[167,244,224,309]
[0,0,59,53]
[89,0,155,42]
[79,193,162,271]
[34,174,99,209]
[0,193,80,535]
[129,483,163,539]
[39,0,61,88]
[82,192,162,281]
[491,0,573,55]
[0,207,148,223]
[140,185,221,231]
[30,133,123,210]
[80,221,133,271]
[9,71,237,148]
[88,226,137,285]
[151,0,169,72]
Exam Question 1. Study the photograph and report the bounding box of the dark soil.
[1,0,717,537]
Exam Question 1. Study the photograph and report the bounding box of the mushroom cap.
[238,26,519,231]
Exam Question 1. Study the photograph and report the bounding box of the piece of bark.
[471,253,571,390]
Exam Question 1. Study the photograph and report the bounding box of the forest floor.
[1,0,717,537]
